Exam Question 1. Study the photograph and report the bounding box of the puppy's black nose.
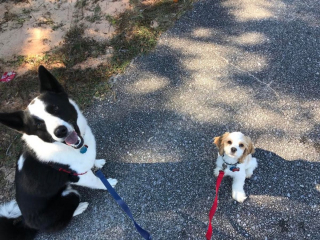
[54,126,68,138]
[231,147,237,153]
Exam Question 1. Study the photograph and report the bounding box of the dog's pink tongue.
[65,131,78,145]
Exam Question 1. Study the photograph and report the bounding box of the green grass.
[85,4,102,22]
[1,6,34,29]
[56,25,108,67]
[75,0,88,8]
[52,22,64,31]
[109,0,193,68]
[105,14,117,26]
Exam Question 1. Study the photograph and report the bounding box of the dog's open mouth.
[65,131,84,149]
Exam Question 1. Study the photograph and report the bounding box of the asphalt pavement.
[37,0,320,239]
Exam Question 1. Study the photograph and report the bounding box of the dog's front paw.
[246,173,253,178]
[107,178,118,188]
[214,168,221,177]
[232,190,247,203]
[95,159,106,169]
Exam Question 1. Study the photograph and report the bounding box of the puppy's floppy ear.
[245,136,255,154]
[238,136,255,163]
[213,136,221,147]
[38,65,65,94]
[213,132,229,156]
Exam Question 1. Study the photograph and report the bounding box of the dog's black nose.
[231,147,237,153]
[54,126,68,138]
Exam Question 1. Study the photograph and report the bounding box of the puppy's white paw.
[232,190,247,203]
[95,159,106,169]
[107,178,118,188]
[245,168,254,178]
[214,168,221,177]
[246,173,253,178]
[73,202,89,216]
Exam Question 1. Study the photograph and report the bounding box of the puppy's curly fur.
[213,132,257,202]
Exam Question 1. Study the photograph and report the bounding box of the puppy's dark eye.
[239,143,244,147]
[227,140,232,144]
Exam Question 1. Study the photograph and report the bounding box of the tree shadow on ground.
[41,109,318,239]
[36,0,320,239]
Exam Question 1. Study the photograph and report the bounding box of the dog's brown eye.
[239,143,244,147]
[34,118,45,129]
[227,140,232,144]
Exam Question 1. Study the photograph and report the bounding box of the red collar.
[57,167,88,176]
[49,163,88,176]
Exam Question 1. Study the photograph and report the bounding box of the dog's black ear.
[0,111,27,133]
[38,65,65,94]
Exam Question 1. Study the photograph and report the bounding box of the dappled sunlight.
[161,39,229,71]
[21,28,64,56]
[191,28,213,38]
[125,77,170,94]
[231,32,268,46]
[167,88,226,123]
[120,146,182,163]
[237,104,287,129]
[0,26,60,60]
[157,37,269,123]
[250,195,295,207]
[155,22,320,147]
[222,0,285,22]
[0,0,73,59]
[166,38,268,74]
[234,94,320,159]
[234,53,268,72]
[155,26,320,164]
[192,75,221,90]
[166,77,252,123]
[256,134,317,161]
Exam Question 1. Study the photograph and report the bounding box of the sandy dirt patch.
[0,0,130,74]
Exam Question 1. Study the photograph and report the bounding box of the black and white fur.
[0,66,117,240]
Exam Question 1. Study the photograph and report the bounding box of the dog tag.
[80,145,88,154]
[222,163,227,171]
[230,166,240,172]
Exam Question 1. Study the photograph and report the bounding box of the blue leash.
[95,170,152,240]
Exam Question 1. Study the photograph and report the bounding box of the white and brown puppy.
[213,132,257,202]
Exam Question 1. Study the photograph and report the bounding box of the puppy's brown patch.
[238,136,255,163]
[213,132,230,156]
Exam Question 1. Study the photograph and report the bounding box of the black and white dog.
[0,66,117,240]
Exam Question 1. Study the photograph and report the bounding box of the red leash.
[206,170,224,240]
